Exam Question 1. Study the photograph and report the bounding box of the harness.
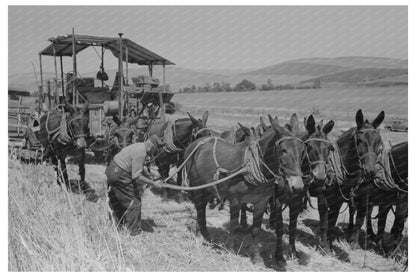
[176,135,304,198]
[327,128,381,203]
[45,112,71,145]
[163,120,188,153]
[373,148,408,192]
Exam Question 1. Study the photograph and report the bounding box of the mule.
[105,115,138,163]
[183,115,306,266]
[36,101,98,202]
[241,114,334,230]
[320,109,385,250]
[147,112,210,199]
[364,141,408,252]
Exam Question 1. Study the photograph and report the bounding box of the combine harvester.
[20,29,176,160]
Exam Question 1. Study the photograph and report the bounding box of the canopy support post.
[72,28,78,106]
[148,64,153,77]
[118,33,124,119]
[38,54,43,110]
[101,46,104,88]
[60,56,64,100]
[125,44,129,86]
[160,63,166,121]
[52,43,59,106]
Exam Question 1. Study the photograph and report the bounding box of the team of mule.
[31,103,406,269]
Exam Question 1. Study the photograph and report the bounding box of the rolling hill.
[8,56,408,93]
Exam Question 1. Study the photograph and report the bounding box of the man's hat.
[148,135,164,147]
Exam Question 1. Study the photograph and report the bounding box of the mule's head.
[111,115,136,149]
[269,114,306,195]
[354,109,384,179]
[303,114,335,182]
[187,111,211,141]
[66,101,89,149]
[235,122,251,142]
[255,116,271,137]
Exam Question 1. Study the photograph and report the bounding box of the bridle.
[353,128,382,170]
[68,116,89,140]
[275,136,307,178]
[191,127,211,141]
[112,127,136,148]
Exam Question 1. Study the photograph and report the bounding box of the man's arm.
[134,175,163,188]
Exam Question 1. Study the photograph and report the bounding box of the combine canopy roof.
[39,34,174,66]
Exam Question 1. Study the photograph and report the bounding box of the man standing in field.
[105,135,166,235]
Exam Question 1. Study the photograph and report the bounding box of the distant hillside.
[9,56,408,93]
[245,56,408,86]
[302,68,408,84]
[245,62,348,77]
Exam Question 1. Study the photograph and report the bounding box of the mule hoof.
[267,221,276,230]
[85,191,99,203]
[239,224,250,232]
[288,249,300,260]
[350,241,362,250]
[275,257,287,270]
[200,230,212,241]
[252,252,263,264]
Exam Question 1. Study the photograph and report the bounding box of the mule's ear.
[187,112,199,125]
[323,120,335,135]
[306,114,316,134]
[355,109,364,130]
[113,115,122,127]
[202,111,209,126]
[289,113,299,133]
[269,115,284,137]
[371,111,385,129]
[268,114,277,126]
[284,123,292,132]
[82,101,89,114]
[250,127,256,138]
[260,116,268,130]
[237,122,250,133]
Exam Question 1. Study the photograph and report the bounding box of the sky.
[8,5,408,75]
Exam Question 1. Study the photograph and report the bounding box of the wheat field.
[8,157,407,271]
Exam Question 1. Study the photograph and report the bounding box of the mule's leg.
[350,201,366,249]
[78,149,86,183]
[288,195,302,258]
[59,157,71,190]
[274,200,286,268]
[376,204,389,251]
[366,205,376,241]
[229,197,241,232]
[317,193,330,252]
[51,156,63,187]
[239,204,248,228]
[391,194,408,243]
[251,199,267,264]
[193,191,209,239]
[348,202,356,234]
[327,201,343,247]
[268,197,276,230]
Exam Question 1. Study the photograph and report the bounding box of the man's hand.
[152,180,164,189]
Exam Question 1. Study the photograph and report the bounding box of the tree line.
[177,78,321,93]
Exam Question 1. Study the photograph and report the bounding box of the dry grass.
[8,158,407,271]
